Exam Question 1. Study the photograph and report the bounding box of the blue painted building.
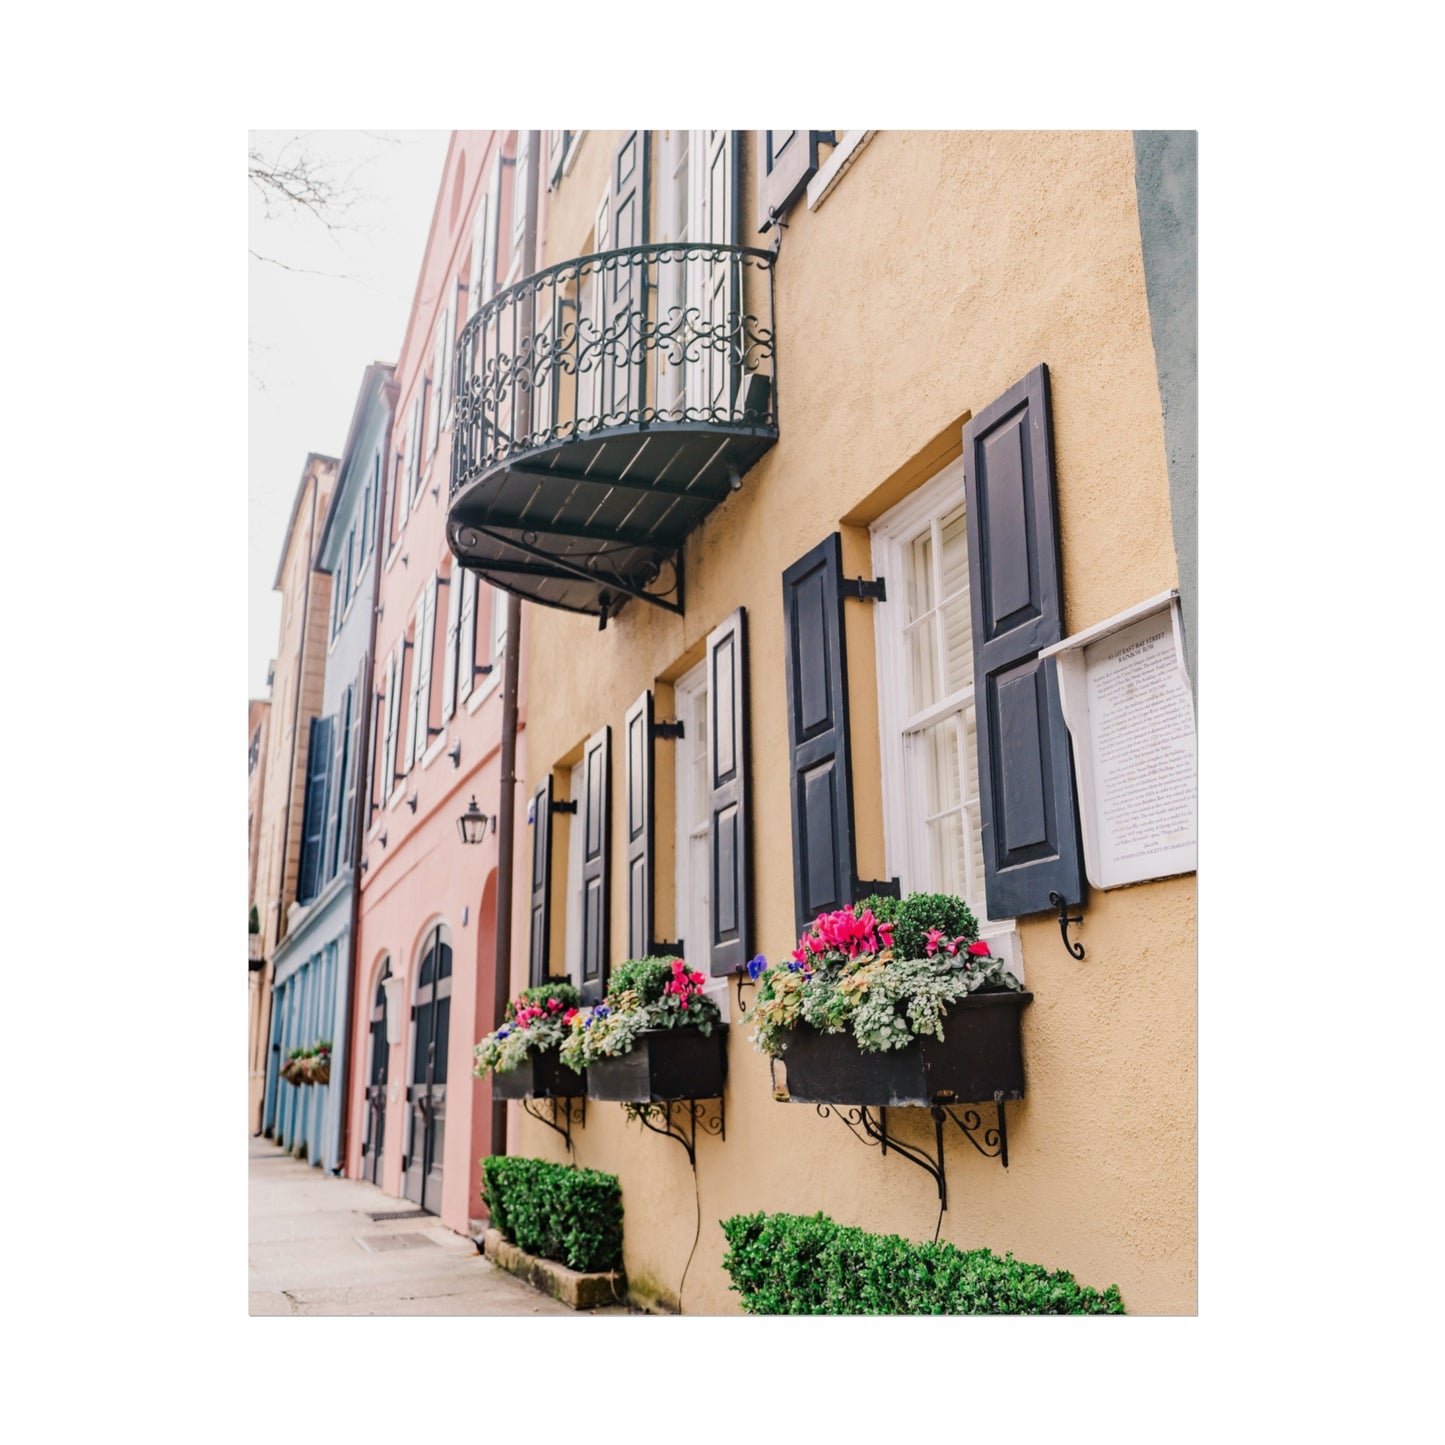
[266,363,395,1169]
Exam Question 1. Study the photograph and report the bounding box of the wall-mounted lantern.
[457,796,493,845]
[382,974,406,1046]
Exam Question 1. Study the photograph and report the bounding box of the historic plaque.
[1043,594,1196,890]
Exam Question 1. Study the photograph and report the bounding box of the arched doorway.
[361,959,390,1185]
[403,924,452,1213]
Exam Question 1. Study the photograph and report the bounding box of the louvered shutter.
[377,652,395,805]
[529,775,554,986]
[708,607,751,975]
[298,715,334,903]
[624,691,653,961]
[457,570,478,704]
[441,565,462,722]
[481,156,502,307]
[782,534,856,934]
[579,726,611,1004]
[756,130,823,233]
[963,363,1085,918]
[321,689,349,884]
[412,576,437,764]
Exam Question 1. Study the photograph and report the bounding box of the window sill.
[420,729,448,770]
[464,668,502,714]
[806,130,876,212]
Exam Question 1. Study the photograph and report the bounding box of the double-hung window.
[871,459,1000,941]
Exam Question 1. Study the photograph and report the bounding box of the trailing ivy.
[481,1156,623,1274]
[720,1212,1124,1315]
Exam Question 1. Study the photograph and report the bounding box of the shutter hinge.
[550,799,578,815]
[840,576,887,602]
[474,663,494,679]
[654,720,685,741]
[651,939,683,956]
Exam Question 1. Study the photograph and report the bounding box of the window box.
[586,1025,728,1103]
[778,993,1031,1108]
[490,1047,587,1101]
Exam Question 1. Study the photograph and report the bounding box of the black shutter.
[782,535,855,935]
[624,691,653,962]
[528,775,554,986]
[708,607,750,975]
[756,130,822,233]
[579,726,611,1003]
[342,661,365,866]
[963,362,1085,918]
[322,687,351,882]
[298,715,334,903]
[364,677,380,829]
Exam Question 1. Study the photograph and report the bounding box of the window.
[673,661,715,992]
[490,584,508,665]
[562,758,586,987]
[871,459,992,928]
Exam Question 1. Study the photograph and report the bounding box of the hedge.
[480,1156,623,1274]
[720,1212,1124,1314]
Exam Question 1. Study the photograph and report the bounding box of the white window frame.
[674,661,729,1018]
[870,458,1023,977]
[490,584,508,664]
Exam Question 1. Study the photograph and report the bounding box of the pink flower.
[878,921,894,945]
[791,946,808,965]
[807,934,827,955]
[968,940,991,957]
[925,928,945,957]
[563,1008,578,1024]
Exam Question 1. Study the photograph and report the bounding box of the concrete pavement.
[248,1135,631,1316]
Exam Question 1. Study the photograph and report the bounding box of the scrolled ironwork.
[815,1103,949,1209]
[519,1094,586,1156]
[940,1092,1010,1168]
[624,1097,724,1170]
[451,243,777,497]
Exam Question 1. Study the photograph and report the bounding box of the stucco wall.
[510,130,1196,1314]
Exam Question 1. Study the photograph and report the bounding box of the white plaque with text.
[1043,594,1196,890]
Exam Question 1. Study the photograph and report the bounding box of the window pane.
[918,714,961,813]
[939,509,974,693]
[906,529,935,621]
[905,618,939,714]
[925,811,966,900]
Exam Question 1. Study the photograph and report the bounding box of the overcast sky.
[249,130,452,697]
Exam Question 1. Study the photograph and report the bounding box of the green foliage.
[480,1155,623,1274]
[854,891,979,962]
[249,904,260,935]
[720,1212,1125,1316]
[475,982,583,1078]
[559,956,721,1071]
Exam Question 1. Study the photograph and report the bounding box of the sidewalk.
[248,1135,631,1316]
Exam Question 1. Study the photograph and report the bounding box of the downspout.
[262,472,319,1135]
[490,132,540,1160]
[336,378,396,1174]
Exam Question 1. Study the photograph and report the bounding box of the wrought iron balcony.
[447,243,777,621]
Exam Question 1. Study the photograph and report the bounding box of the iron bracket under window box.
[774,993,1032,1203]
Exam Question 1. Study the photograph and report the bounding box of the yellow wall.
[512,131,1195,1315]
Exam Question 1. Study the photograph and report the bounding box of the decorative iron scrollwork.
[519,1094,586,1156]
[623,1097,724,1170]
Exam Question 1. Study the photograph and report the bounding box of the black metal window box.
[586,1026,729,1103]
[489,1047,587,1101]
[448,244,778,622]
[778,993,1033,1108]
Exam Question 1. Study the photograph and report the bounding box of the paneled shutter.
[401,620,419,772]
[298,715,335,903]
[457,570,478,704]
[528,775,554,986]
[756,130,822,233]
[481,155,502,307]
[364,670,381,828]
[385,642,404,790]
[708,607,750,975]
[962,362,1085,918]
[441,565,462,722]
[377,652,395,805]
[579,726,611,1003]
[782,534,855,935]
[412,576,438,764]
[624,691,654,961]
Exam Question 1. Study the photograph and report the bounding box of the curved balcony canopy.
[447,243,777,622]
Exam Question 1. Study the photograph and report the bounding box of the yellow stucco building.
[449,130,1197,1314]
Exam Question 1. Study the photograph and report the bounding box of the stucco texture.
[513,131,1195,1315]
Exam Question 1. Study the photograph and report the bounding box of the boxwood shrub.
[720,1212,1124,1314]
[480,1155,623,1274]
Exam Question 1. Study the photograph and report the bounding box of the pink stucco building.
[346,132,531,1234]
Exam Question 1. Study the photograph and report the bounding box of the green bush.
[481,1156,623,1274]
[720,1212,1124,1315]
[854,891,979,963]
[505,978,581,1021]
[604,954,677,1006]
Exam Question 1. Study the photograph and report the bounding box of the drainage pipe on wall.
[490,131,540,1161]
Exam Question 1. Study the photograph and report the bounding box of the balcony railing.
[447,243,778,620]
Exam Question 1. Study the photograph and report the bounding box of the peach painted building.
[250,452,338,1131]
[346,132,532,1233]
